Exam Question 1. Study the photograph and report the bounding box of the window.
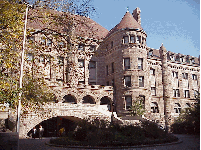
[90,45,96,51]
[184,90,190,98]
[148,50,153,57]
[192,74,197,80]
[112,79,114,87]
[130,36,135,43]
[182,73,188,79]
[39,55,45,63]
[124,76,131,87]
[173,89,180,97]
[124,58,130,70]
[28,36,35,43]
[89,61,96,69]
[191,58,195,63]
[27,53,33,61]
[57,56,64,66]
[111,41,113,48]
[41,37,46,45]
[123,36,129,44]
[111,62,114,73]
[125,96,132,109]
[151,87,156,96]
[47,39,52,46]
[106,65,108,75]
[139,76,144,87]
[180,57,184,62]
[136,36,140,43]
[194,90,198,98]
[151,102,159,113]
[170,55,175,61]
[138,58,143,70]
[58,41,65,48]
[78,59,84,68]
[46,57,51,64]
[174,103,181,113]
[185,103,191,112]
[150,68,155,75]
[78,44,84,51]
[172,71,178,78]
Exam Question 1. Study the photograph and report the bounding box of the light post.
[17,2,32,133]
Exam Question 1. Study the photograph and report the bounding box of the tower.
[97,8,148,117]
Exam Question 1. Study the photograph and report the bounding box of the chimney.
[132,7,141,25]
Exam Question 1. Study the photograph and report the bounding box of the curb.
[45,139,183,149]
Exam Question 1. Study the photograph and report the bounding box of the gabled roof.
[106,11,143,38]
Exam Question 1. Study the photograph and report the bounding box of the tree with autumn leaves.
[0,0,95,110]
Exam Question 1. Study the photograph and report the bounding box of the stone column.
[160,44,171,132]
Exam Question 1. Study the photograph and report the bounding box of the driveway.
[19,134,200,150]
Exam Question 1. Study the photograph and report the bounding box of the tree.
[171,93,200,134]
[130,96,145,116]
[0,0,96,109]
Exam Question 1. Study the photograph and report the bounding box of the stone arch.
[100,96,112,111]
[63,94,77,104]
[19,104,113,138]
[82,95,95,104]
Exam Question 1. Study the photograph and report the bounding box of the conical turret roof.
[106,11,143,37]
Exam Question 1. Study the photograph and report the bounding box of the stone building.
[23,7,199,127]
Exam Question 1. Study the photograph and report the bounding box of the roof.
[106,11,143,38]
[27,7,108,40]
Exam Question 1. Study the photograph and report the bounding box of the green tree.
[130,96,145,116]
[171,93,200,134]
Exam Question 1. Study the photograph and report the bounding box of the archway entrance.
[27,117,78,137]
[100,96,112,111]
[63,94,77,104]
[83,95,95,104]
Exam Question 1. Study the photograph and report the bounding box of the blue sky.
[90,0,200,57]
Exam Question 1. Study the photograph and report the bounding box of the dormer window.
[130,36,135,43]
[170,55,175,61]
[148,50,153,57]
[136,36,140,43]
[176,55,180,61]
[123,36,129,44]
[180,57,184,62]
[191,58,195,63]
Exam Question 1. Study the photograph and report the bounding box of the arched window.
[100,96,112,111]
[63,94,77,104]
[83,95,95,104]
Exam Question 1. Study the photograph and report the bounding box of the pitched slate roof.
[27,7,108,40]
[106,11,143,37]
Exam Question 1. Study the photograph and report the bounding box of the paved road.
[19,134,200,150]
